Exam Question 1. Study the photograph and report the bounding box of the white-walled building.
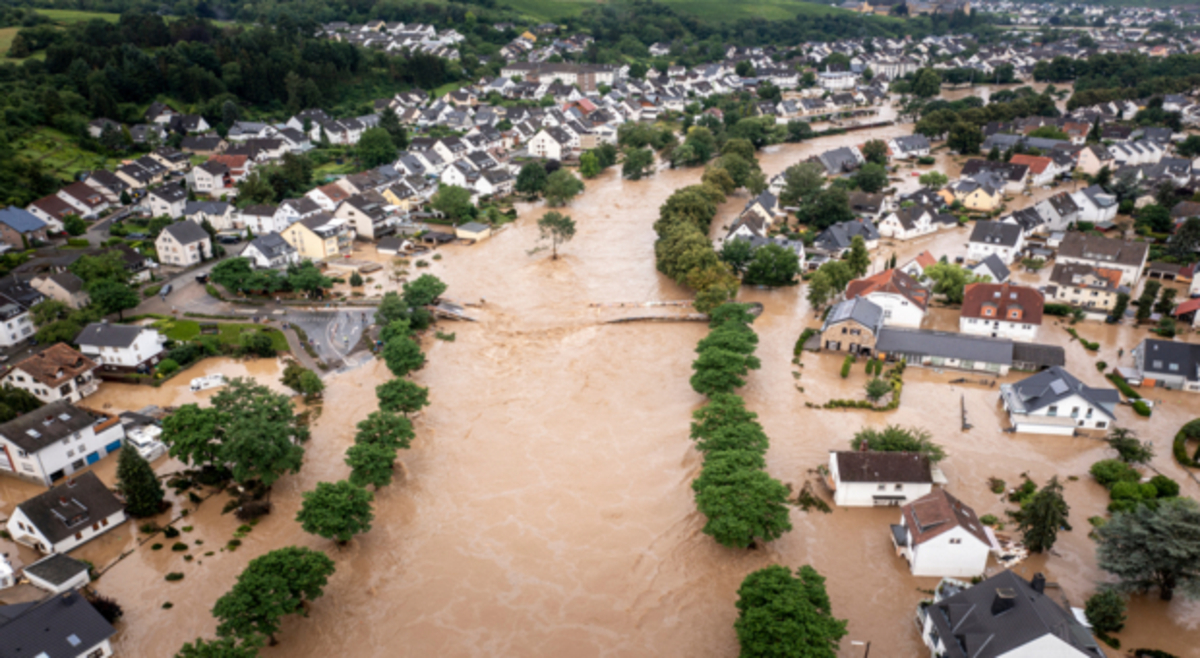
[959,283,1044,342]
[1000,366,1119,435]
[891,489,994,578]
[6,471,127,554]
[74,323,166,374]
[827,450,935,507]
[844,269,930,329]
[0,589,117,658]
[1,343,100,404]
[0,401,126,487]
[966,221,1024,265]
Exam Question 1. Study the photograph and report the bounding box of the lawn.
[154,319,291,353]
[35,9,121,23]
[13,127,124,184]
[502,0,854,22]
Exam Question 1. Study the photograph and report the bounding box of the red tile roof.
[1008,154,1052,175]
[845,269,929,310]
[902,488,991,548]
[961,282,1045,326]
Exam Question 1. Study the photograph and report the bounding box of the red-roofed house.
[208,154,250,181]
[1007,154,1058,186]
[891,488,994,578]
[899,250,938,281]
[1174,297,1200,328]
[845,269,930,328]
[960,282,1044,341]
[26,196,73,232]
[305,182,353,212]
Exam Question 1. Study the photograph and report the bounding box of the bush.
[980,514,998,526]
[840,354,853,378]
[917,155,936,165]
[1095,361,1107,372]
[1107,373,1141,399]
[1132,400,1151,417]
[165,572,184,581]
[1043,303,1072,317]
[171,542,188,552]
[235,500,272,521]
[162,526,180,538]
[1089,459,1141,488]
[67,238,90,247]
[156,359,180,376]
[793,328,817,356]
[988,477,1006,494]
[1149,474,1180,498]
[87,594,123,624]
[143,284,163,298]
[151,543,163,550]
[1173,420,1200,467]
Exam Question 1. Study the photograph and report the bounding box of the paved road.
[286,309,369,365]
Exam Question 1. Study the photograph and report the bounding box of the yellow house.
[282,212,351,262]
[521,31,537,42]
[942,179,1003,212]
[382,183,420,212]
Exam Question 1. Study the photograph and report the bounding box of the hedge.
[793,328,817,356]
[1044,303,1072,317]
[1132,400,1151,417]
[1106,372,1141,400]
[1065,327,1099,351]
[840,354,854,378]
[1173,420,1200,468]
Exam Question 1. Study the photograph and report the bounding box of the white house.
[0,401,126,487]
[22,553,92,593]
[243,232,300,269]
[917,570,1105,658]
[526,127,572,160]
[1,343,99,404]
[6,471,128,554]
[891,489,994,578]
[876,205,954,240]
[0,589,117,658]
[844,269,930,329]
[155,220,212,267]
[959,283,1043,342]
[888,134,931,159]
[147,184,188,219]
[1071,184,1119,224]
[1000,366,1119,435]
[966,221,1024,264]
[827,450,935,507]
[75,323,166,374]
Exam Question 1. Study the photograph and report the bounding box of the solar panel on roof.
[1049,379,1069,395]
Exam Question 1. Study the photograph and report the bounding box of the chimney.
[59,496,68,505]
[991,588,1017,616]
[1031,573,1046,594]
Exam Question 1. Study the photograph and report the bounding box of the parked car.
[195,273,209,283]
[217,235,241,244]
[160,283,172,297]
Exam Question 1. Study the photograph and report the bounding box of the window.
[949,538,962,545]
[1096,421,1107,429]
[1048,405,1058,417]
[894,484,903,491]
[877,484,886,491]
[1071,407,1080,419]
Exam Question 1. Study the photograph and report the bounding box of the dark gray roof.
[1005,366,1119,417]
[184,201,230,217]
[0,400,103,454]
[75,322,149,349]
[927,569,1104,658]
[834,451,931,484]
[15,471,125,544]
[160,219,210,245]
[23,553,90,587]
[971,254,1010,283]
[1011,342,1066,369]
[1138,338,1200,382]
[822,297,883,335]
[814,219,880,252]
[969,221,1023,248]
[876,328,1014,365]
[248,232,297,259]
[0,591,116,658]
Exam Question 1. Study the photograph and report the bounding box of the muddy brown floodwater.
[13,130,1197,657]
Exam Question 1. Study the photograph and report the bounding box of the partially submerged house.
[6,471,128,554]
[827,449,935,507]
[1000,366,1119,434]
[891,488,994,578]
[820,297,885,356]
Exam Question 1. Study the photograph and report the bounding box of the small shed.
[455,222,492,242]
[376,236,404,256]
[23,553,90,594]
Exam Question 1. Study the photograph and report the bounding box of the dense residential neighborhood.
[1,0,1200,656]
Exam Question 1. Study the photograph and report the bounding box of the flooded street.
[10,129,1198,657]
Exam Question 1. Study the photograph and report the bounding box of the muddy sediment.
[3,123,1197,657]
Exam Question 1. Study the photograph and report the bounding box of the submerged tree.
[692,450,792,548]
[850,425,945,463]
[116,446,164,518]
[537,211,576,259]
[1096,497,1200,601]
[734,565,848,658]
[1018,476,1071,554]
[213,546,336,646]
[296,480,375,545]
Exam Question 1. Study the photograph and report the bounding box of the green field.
[0,27,18,56]
[502,0,854,22]
[35,9,121,23]
[154,319,292,352]
[13,127,124,184]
